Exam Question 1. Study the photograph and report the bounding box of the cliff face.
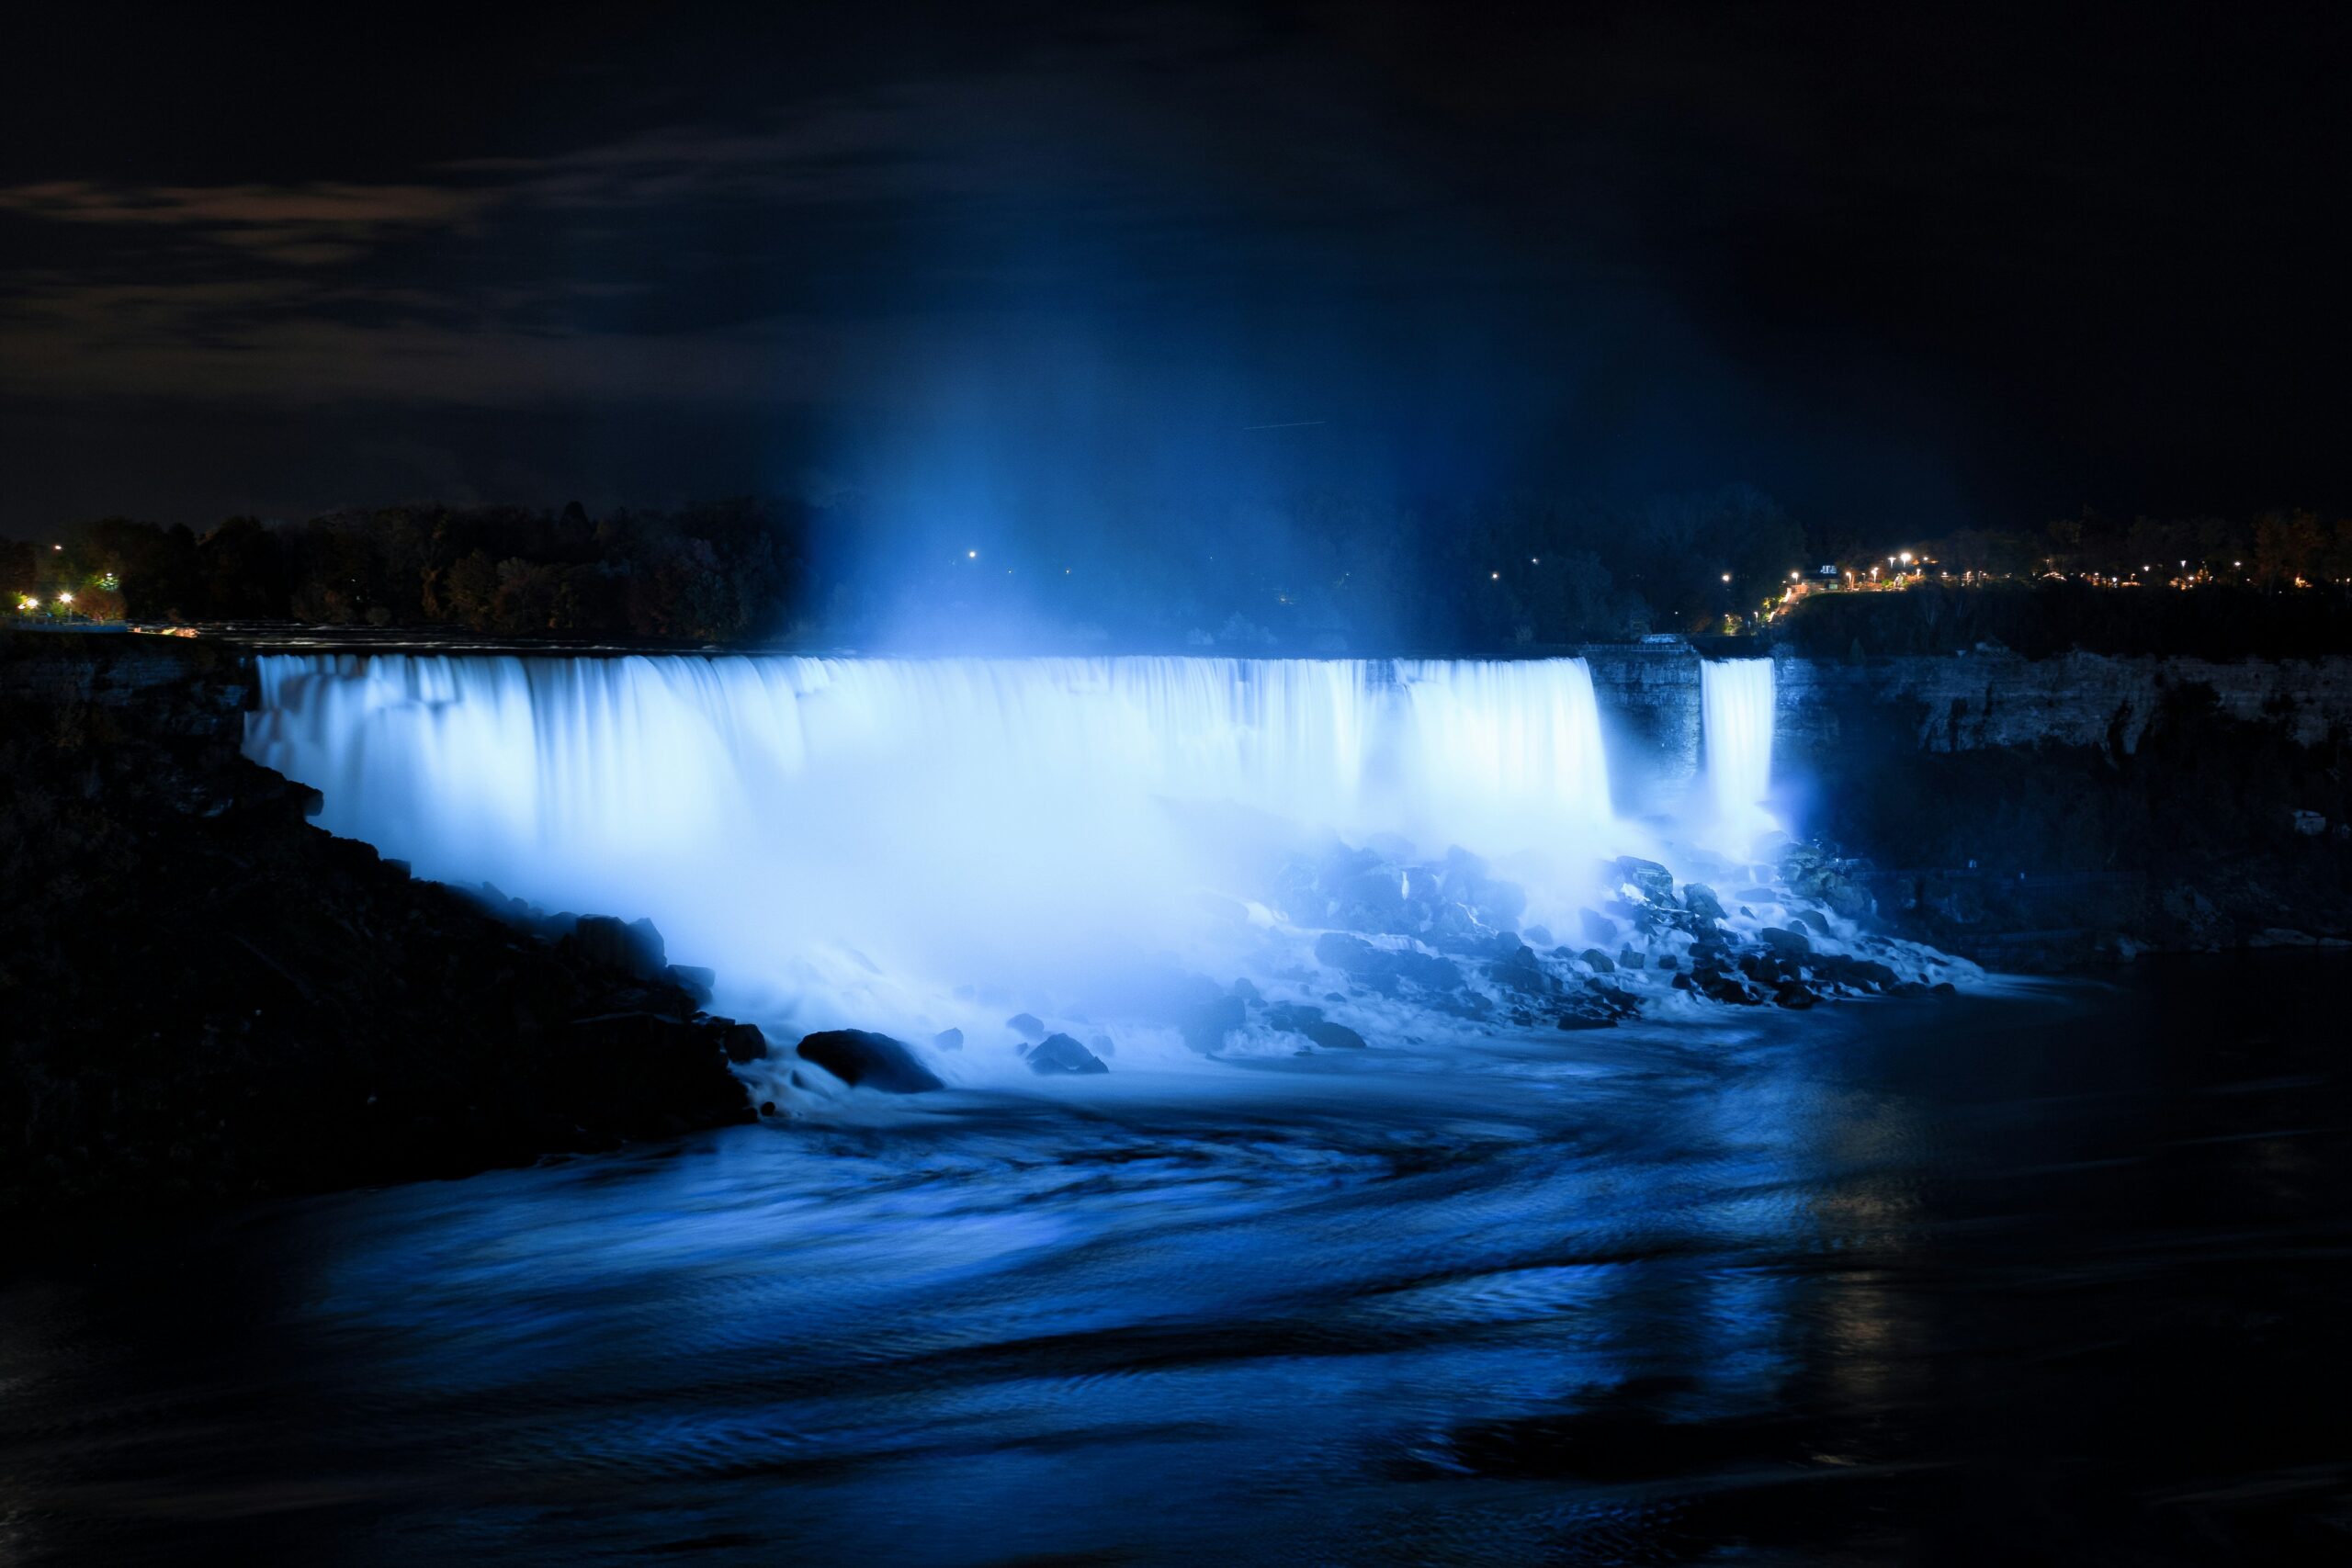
[1774,651,2352,756]
[1760,651,2352,964]
[1,632,761,1223]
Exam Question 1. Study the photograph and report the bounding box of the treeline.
[1781,580,2352,660]
[6,501,806,644]
[1875,508,2352,586]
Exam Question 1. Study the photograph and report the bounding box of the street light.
[1721,572,1732,583]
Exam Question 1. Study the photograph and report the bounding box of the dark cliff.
[1,632,760,1224]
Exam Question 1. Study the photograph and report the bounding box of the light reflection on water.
[4,963,2349,1565]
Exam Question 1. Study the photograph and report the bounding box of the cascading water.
[1700,657,1778,853]
[247,654,1625,1053]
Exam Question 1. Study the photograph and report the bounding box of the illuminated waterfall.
[1700,657,1778,852]
[247,654,1618,1026]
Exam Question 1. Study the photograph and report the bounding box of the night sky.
[5,4,2348,537]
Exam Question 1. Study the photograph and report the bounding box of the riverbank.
[0,631,759,1223]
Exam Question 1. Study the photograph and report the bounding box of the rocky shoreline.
[1,633,762,1223]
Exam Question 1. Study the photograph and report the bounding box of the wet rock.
[720,1022,768,1064]
[1930,981,1958,997]
[794,1029,944,1093]
[1690,965,1763,1006]
[1792,908,1831,936]
[1522,924,1555,947]
[1314,931,1464,996]
[1614,857,1676,904]
[1087,1032,1118,1057]
[1617,945,1645,970]
[1487,942,1556,997]
[933,1027,965,1052]
[1579,908,1619,945]
[665,964,716,1003]
[1024,1032,1110,1075]
[1656,953,1680,972]
[1774,981,1819,1010]
[1681,884,1726,922]
[1179,991,1247,1053]
[1555,1009,1616,1031]
[1265,1002,1369,1050]
[1579,947,1616,974]
[1759,926,1813,957]
[573,915,667,981]
[1005,1011,1046,1042]
[1230,977,1263,1003]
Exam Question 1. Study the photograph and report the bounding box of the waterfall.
[1700,657,1777,852]
[247,654,1620,1028]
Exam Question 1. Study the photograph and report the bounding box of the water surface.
[5,957,2347,1564]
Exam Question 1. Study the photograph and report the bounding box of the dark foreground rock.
[1,633,755,1224]
[1023,1032,1110,1074]
[794,1029,944,1092]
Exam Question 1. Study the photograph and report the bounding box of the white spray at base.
[248,651,1963,1089]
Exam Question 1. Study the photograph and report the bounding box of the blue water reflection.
[5,962,2348,1563]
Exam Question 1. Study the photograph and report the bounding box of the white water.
[248,654,1645,1043]
[1701,657,1778,854]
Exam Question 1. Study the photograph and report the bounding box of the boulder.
[1792,908,1831,936]
[1024,1032,1109,1075]
[1758,925,1814,957]
[794,1029,944,1093]
[933,1027,965,1052]
[720,1022,768,1064]
[1522,924,1555,947]
[1265,1001,1369,1050]
[1681,884,1727,922]
[665,964,716,1003]
[1005,1011,1046,1041]
[572,915,667,981]
[1314,931,1464,995]
[1087,1032,1118,1057]
[1578,908,1620,945]
[1616,945,1645,970]
[1615,857,1677,904]
[1579,947,1616,974]
[1774,981,1819,1010]
[1487,942,1556,997]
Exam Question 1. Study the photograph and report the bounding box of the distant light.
[2234,560,2243,569]
[1530,557,1538,564]
[1721,573,1732,583]
[1789,571,1800,581]
[1489,571,1499,581]
[56,592,73,604]
[51,544,62,552]
[967,549,978,558]
[1899,551,1913,565]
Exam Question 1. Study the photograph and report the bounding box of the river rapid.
[4,955,2348,1565]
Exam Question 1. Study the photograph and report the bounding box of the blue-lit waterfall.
[1700,657,1777,853]
[248,651,1833,1073]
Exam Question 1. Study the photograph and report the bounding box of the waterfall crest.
[247,654,1622,1028]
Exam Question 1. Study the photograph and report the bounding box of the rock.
[1024,1032,1109,1075]
[720,1022,768,1063]
[1487,942,1555,997]
[1230,977,1263,1003]
[1555,1010,1615,1031]
[1792,908,1830,935]
[1314,931,1464,995]
[1616,945,1645,970]
[1774,982,1819,1010]
[1087,1032,1118,1057]
[1758,926,1814,957]
[933,1027,965,1052]
[758,1100,776,1116]
[2292,809,2328,836]
[1522,924,1555,947]
[1179,991,1247,1053]
[1579,908,1619,945]
[1005,1011,1046,1041]
[665,964,716,1003]
[1929,981,1958,997]
[1681,884,1726,922]
[1579,947,1616,973]
[1614,857,1676,904]
[1265,1001,1368,1050]
[1656,953,1680,972]
[573,914,667,981]
[794,1029,944,1093]
[1690,966,1763,1006]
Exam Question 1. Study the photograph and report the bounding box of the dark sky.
[4,3,2348,537]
